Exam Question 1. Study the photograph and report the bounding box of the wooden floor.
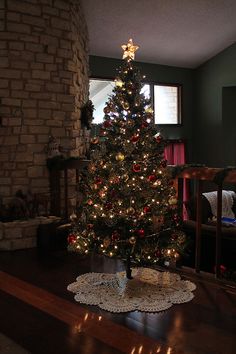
[0,249,236,354]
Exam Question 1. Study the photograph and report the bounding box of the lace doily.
[67,268,196,313]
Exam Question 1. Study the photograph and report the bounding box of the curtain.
[164,140,189,219]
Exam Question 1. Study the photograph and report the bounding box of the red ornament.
[131,134,139,143]
[148,174,157,182]
[155,249,162,258]
[132,164,141,172]
[103,120,112,128]
[95,177,103,184]
[111,230,120,241]
[67,234,76,244]
[143,206,151,213]
[141,121,148,128]
[156,135,163,143]
[173,214,180,222]
[105,202,113,210]
[137,229,145,238]
[87,199,93,205]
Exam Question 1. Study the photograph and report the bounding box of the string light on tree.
[68,39,187,279]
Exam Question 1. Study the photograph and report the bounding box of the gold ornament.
[123,101,130,110]
[126,207,135,215]
[115,79,124,88]
[129,236,136,245]
[168,197,178,205]
[145,107,153,114]
[115,152,125,161]
[90,137,99,145]
[121,38,139,60]
[104,237,111,248]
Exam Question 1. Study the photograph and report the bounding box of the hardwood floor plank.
[0,270,174,354]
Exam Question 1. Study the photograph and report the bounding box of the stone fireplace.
[0,0,89,249]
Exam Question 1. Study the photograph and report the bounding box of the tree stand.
[126,254,133,279]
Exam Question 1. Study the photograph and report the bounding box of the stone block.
[0,89,9,97]
[51,127,65,136]
[9,41,24,50]
[34,153,46,165]
[22,100,37,108]
[11,61,29,70]
[42,5,59,16]
[0,240,11,251]
[51,17,70,31]
[12,90,29,98]
[24,119,44,126]
[23,108,37,118]
[38,109,51,119]
[5,227,22,239]
[7,12,21,21]
[11,80,23,89]
[1,97,21,106]
[0,79,8,88]
[36,53,54,63]
[25,42,44,52]
[7,22,31,34]
[38,101,60,109]
[25,83,41,92]
[22,14,45,27]
[0,185,10,196]
[3,135,19,145]
[20,135,36,144]
[46,83,63,92]
[15,152,33,162]
[40,34,59,46]
[45,63,57,71]
[31,62,44,70]
[57,48,72,59]
[11,237,36,250]
[31,178,48,188]
[22,225,38,238]
[32,70,50,80]
[8,0,41,16]
[28,165,43,178]
[20,50,35,61]
[0,57,9,67]
[46,119,63,127]
[29,126,49,134]
[2,117,22,126]
[56,94,74,103]
[37,135,49,143]
[0,68,21,79]
[20,34,39,43]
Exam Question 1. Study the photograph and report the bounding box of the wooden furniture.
[173,166,236,278]
[47,158,89,219]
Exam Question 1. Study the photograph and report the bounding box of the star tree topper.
[121,38,139,60]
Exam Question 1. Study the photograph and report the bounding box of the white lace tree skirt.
[67,267,196,313]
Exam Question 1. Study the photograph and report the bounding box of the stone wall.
[0,215,61,250]
[0,0,89,205]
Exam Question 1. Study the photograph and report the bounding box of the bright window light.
[154,85,180,124]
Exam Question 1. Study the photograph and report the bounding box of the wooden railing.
[172,166,236,280]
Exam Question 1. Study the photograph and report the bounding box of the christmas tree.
[68,39,186,278]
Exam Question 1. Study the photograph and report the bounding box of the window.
[89,79,181,126]
[154,85,181,125]
[89,79,115,124]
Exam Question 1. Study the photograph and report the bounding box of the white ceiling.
[81,0,236,68]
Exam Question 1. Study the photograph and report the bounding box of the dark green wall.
[193,43,236,167]
[89,55,194,161]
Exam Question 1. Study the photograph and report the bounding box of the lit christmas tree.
[68,39,186,278]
